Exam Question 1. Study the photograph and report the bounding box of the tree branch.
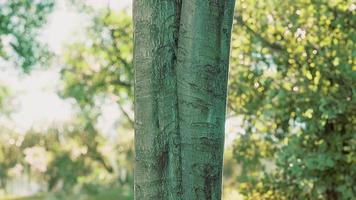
[234,15,286,52]
[117,100,134,128]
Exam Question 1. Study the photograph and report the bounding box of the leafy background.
[0,0,355,199]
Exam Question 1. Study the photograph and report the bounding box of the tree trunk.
[133,0,235,199]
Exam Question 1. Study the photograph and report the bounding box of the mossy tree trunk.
[133,0,235,199]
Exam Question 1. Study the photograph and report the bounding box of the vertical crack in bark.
[168,1,183,199]
[134,0,183,199]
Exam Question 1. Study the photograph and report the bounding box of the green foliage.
[58,10,135,193]
[60,10,133,129]
[0,128,24,186]
[0,0,54,71]
[61,11,133,107]
[2,7,134,199]
[229,0,355,199]
[1,0,354,199]
[0,124,133,196]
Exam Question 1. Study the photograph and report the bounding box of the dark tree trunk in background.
[133,0,235,199]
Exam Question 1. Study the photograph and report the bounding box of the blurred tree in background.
[61,11,133,126]
[0,0,55,195]
[229,0,355,199]
[0,0,54,71]
[57,5,134,199]
[55,7,134,198]
[0,1,134,199]
[0,124,133,199]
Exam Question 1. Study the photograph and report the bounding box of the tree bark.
[133,0,235,199]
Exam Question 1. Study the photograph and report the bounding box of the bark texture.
[133,0,235,199]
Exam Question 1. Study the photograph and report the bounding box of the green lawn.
[0,188,133,200]
[0,194,45,200]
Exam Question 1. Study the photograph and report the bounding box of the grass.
[0,188,133,200]
[0,194,45,200]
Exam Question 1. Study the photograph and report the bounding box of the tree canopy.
[229,0,355,199]
[0,0,54,71]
